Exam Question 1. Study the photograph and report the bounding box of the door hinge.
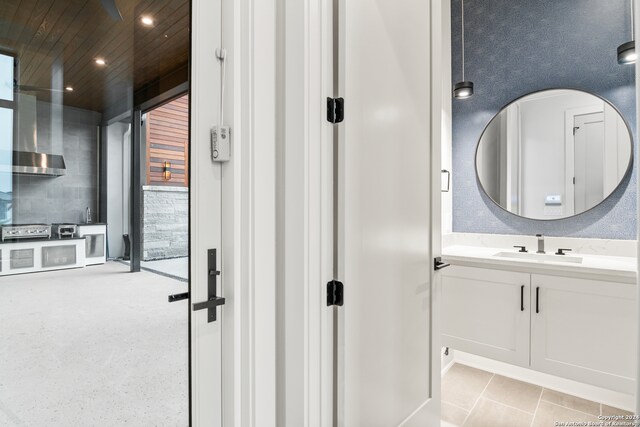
[327,280,344,306]
[327,97,344,124]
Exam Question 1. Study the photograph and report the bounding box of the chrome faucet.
[536,234,545,254]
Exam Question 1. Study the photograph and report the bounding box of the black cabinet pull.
[520,285,524,311]
[536,286,540,313]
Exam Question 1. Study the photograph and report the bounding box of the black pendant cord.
[461,0,465,82]
[631,0,635,41]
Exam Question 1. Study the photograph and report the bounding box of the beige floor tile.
[441,364,493,411]
[482,374,542,413]
[540,389,599,416]
[601,404,634,417]
[532,400,598,427]
[464,397,533,427]
[441,401,468,426]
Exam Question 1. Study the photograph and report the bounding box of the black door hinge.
[327,280,344,306]
[327,97,344,124]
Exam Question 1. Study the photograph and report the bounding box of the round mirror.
[475,89,633,220]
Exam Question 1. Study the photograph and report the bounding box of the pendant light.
[454,0,474,98]
[618,0,636,64]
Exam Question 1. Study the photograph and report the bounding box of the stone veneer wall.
[142,185,188,260]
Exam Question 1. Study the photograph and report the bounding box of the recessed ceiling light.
[141,16,154,26]
[95,58,106,66]
[65,86,74,92]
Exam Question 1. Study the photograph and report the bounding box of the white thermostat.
[211,126,230,162]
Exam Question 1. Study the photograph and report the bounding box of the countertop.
[442,245,637,284]
[0,236,86,245]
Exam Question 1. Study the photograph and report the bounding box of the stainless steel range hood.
[12,151,66,176]
[13,94,66,177]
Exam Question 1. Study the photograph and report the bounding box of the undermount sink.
[493,251,583,264]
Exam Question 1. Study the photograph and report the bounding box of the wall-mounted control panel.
[211,126,230,162]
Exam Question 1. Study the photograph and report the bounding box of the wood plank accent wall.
[146,94,189,187]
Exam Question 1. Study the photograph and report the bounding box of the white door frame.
[191,0,278,425]
[635,0,640,415]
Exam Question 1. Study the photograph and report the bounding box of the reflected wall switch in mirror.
[545,195,562,206]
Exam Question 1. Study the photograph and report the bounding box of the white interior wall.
[518,91,597,218]
[106,122,130,258]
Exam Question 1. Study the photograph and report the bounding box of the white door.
[574,112,605,212]
[336,1,438,425]
[530,274,636,394]
[442,266,530,367]
[190,0,224,425]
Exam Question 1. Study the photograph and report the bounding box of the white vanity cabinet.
[442,265,637,394]
[531,274,636,394]
[442,266,531,367]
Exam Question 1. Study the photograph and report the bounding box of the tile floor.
[442,363,634,427]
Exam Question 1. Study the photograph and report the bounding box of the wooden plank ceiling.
[0,0,189,113]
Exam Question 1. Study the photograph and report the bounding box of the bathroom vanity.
[441,243,636,397]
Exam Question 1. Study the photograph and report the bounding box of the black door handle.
[434,257,451,271]
[168,292,189,302]
[192,248,225,323]
[193,297,226,312]
[536,286,540,313]
[520,285,524,311]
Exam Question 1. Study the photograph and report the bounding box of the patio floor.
[120,257,189,282]
[0,261,189,426]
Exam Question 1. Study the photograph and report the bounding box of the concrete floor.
[121,257,189,282]
[0,262,189,426]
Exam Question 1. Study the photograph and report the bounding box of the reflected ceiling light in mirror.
[618,0,636,64]
[95,58,106,66]
[454,0,474,99]
[141,16,154,26]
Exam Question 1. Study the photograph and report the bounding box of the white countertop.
[442,245,637,284]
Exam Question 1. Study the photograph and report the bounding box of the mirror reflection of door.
[573,112,605,214]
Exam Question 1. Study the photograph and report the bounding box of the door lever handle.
[168,292,189,302]
[434,257,451,271]
[193,297,226,312]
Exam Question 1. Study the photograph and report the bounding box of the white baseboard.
[451,351,635,412]
[441,351,455,376]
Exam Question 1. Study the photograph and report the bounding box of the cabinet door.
[531,274,636,394]
[442,266,530,367]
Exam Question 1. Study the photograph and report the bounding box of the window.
[0,53,14,224]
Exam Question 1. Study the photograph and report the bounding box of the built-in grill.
[52,223,77,239]
[1,224,52,241]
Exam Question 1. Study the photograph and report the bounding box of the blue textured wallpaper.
[451,0,637,239]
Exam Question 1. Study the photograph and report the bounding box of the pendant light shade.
[618,0,636,64]
[454,0,473,99]
[453,81,474,99]
[618,40,636,64]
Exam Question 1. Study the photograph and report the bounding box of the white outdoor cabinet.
[442,266,637,394]
[530,274,636,394]
[76,224,107,265]
[442,266,531,367]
